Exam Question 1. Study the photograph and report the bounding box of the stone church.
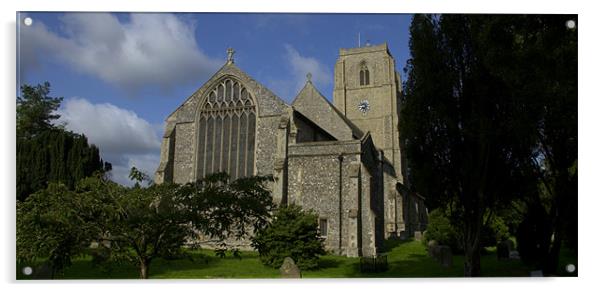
[155,43,428,257]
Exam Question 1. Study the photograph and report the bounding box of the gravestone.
[438,245,453,268]
[279,257,301,278]
[414,231,423,241]
[427,240,438,257]
[509,250,520,260]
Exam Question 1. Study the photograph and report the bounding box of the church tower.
[333,43,408,238]
[333,43,403,182]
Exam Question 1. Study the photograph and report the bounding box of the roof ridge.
[292,80,364,139]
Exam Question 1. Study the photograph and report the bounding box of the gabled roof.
[166,62,289,123]
[292,80,363,141]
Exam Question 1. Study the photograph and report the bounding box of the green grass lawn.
[18,239,575,279]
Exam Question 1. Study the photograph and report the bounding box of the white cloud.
[20,13,222,91]
[281,44,331,100]
[265,45,331,101]
[56,98,161,186]
[108,154,161,186]
[58,98,160,154]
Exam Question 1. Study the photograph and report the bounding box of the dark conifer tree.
[17,82,111,201]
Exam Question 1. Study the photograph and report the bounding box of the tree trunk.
[464,241,482,277]
[139,259,150,279]
[463,208,483,277]
[543,169,569,274]
[544,229,562,274]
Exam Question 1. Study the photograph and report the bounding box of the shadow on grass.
[383,238,413,252]
[342,250,463,278]
[148,252,222,278]
[339,239,532,278]
[317,257,346,269]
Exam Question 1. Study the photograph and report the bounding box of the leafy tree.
[17,171,274,279]
[17,181,104,278]
[401,15,576,276]
[102,172,273,279]
[252,205,326,270]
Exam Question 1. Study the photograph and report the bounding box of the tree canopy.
[17,171,274,279]
[17,82,62,138]
[401,15,577,276]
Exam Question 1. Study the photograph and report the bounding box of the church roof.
[166,60,289,124]
[292,78,364,141]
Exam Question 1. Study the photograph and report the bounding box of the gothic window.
[197,77,256,181]
[359,62,370,86]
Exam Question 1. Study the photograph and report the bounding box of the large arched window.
[197,78,256,180]
[359,62,370,86]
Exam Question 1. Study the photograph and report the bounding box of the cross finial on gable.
[306,72,312,83]
[227,47,235,64]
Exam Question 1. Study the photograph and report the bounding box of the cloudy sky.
[17,12,413,186]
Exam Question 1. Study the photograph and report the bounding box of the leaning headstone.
[279,257,301,278]
[414,231,423,241]
[427,240,438,257]
[438,245,453,268]
[530,270,543,277]
[496,241,510,260]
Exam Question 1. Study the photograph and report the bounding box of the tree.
[16,82,110,200]
[251,205,326,270]
[17,129,109,201]
[400,15,571,276]
[17,181,104,278]
[100,172,274,279]
[17,171,274,279]
[499,15,578,273]
[17,82,63,138]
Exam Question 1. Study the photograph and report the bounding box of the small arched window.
[359,62,370,86]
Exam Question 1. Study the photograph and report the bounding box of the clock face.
[358,99,370,114]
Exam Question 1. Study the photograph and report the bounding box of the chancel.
[155,43,428,257]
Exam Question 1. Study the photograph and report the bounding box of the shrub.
[425,207,512,254]
[423,208,462,252]
[481,214,511,247]
[251,205,326,270]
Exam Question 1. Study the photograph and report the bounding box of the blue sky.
[17,12,413,185]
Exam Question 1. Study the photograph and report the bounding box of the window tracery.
[197,78,256,180]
